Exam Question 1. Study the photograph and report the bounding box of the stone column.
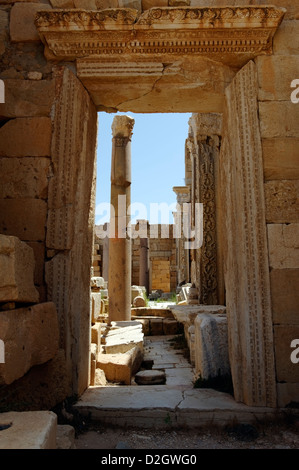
[138,220,149,294]
[102,222,109,282]
[173,186,190,286]
[108,115,135,323]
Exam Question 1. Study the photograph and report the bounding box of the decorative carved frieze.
[35,6,285,64]
[35,8,139,29]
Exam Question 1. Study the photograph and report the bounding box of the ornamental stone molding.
[35,6,286,65]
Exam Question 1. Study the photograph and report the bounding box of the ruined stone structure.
[0,0,298,412]
[96,222,177,294]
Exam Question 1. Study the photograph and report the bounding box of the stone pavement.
[75,335,280,429]
[141,335,194,388]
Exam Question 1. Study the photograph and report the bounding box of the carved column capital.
[112,115,135,140]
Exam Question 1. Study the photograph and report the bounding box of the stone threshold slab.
[74,386,280,428]
[0,411,57,449]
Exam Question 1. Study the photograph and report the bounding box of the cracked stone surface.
[74,335,280,428]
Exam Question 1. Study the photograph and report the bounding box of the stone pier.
[108,115,135,323]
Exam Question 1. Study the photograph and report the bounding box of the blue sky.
[95,112,192,225]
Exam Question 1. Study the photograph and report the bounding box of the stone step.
[74,386,279,429]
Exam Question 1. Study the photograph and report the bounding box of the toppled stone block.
[0,234,39,303]
[194,314,230,380]
[103,321,144,351]
[0,302,59,385]
[103,326,144,354]
[133,295,146,308]
[97,345,143,385]
[0,411,57,449]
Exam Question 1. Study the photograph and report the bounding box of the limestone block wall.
[0,1,98,398]
[97,223,177,293]
[132,235,141,287]
[92,236,102,277]
[254,9,299,406]
[149,224,176,293]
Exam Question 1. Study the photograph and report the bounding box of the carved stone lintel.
[35,7,286,63]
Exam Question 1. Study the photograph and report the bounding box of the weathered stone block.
[91,276,104,290]
[259,102,299,138]
[0,348,70,411]
[10,3,52,43]
[0,79,55,119]
[132,317,150,335]
[118,0,141,10]
[0,234,39,303]
[273,20,299,55]
[0,10,8,56]
[0,302,59,385]
[163,318,180,335]
[142,0,167,10]
[0,158,50,200]
[97,345,143,384]
[267,224,299,269]
[0,411,57,449]
[150,318,164,336]
[194,314,230,379]
[50,0,75,7]
[91,322,101,345]
[133,295,146,308]
[135,369,166,385]
[56,425,76,450]
[0,117,52,157]
[262,138,299,181]
[74,0,97,8]
[271,269,299,325]
[91,292,103,323]
[274,325,299,383]
[265,180,299,223]
[104,334,144,354]
[96,0,119,8]
[0,198,47,241]
[256,55,299,101]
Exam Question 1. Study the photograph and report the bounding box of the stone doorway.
[33,5,285,407]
